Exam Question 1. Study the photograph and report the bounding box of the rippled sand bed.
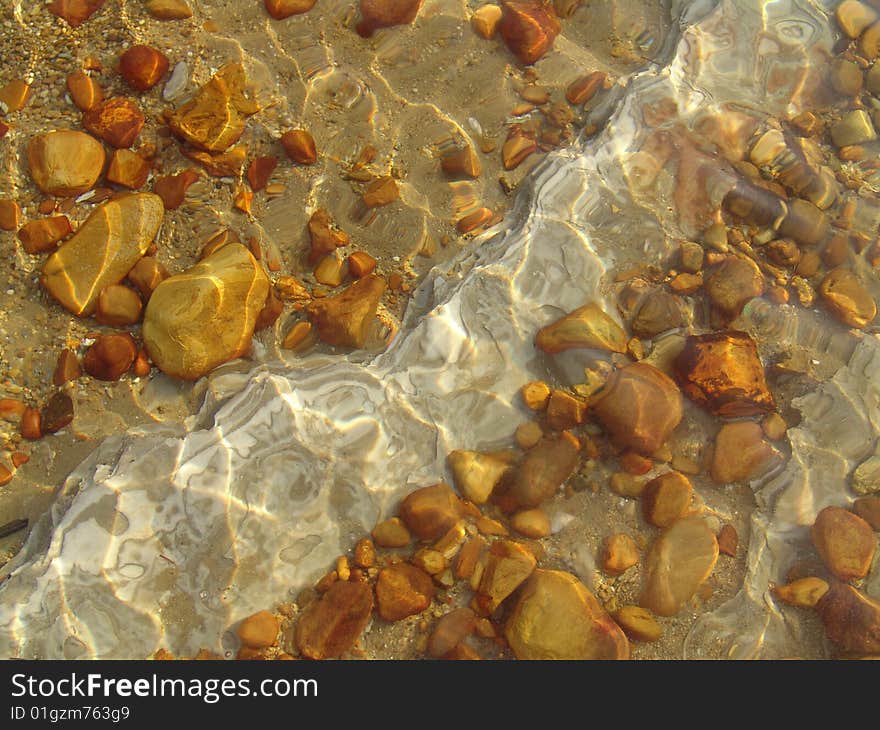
[0,0,878,660]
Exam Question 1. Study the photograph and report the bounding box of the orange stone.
[811,506,876,581]
[237,611,279,649]
[674,331,775,418]
[306,274,386,348]
[281,129,317,164]
[295,580,374,659]
[153,170,200,209]
[0,79,31,112]
[66,71,104,111]
[307,209,349,264]
[566,71,607,105]
[816,582,880,655]
[41,391,74,434]
[184,145,248,177]
[127,256,169,300]
[21,407,42,440]
[49,0,106,27]
[356,0,423,37]
[119,45,170,92]
[498,0,561,65]
[601,533,639,576]
[375,563,436,621]
[83,333,138,381]
[107,149,151,189]
[246,156,278,192]
[363,176,399,207]
[428,608,477,658]
[18,217,72,254]
[0,199,21,231]
[509,431,580,508]
[347,251,377,279]
[95,284,143,326]
[53,348,82,386]
[265,0,316,20]
[641,471,693,528]
[399,483,462,541]
[83,98,145,148]
[145,0,193,19]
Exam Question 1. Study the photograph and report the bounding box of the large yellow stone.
[28,130,105,196]
[41,193,163,316]
[143,243,269,380]
[505,569,629,660]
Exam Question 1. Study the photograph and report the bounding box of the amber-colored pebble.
[18,216,72,254]
[0,199,21,231]
[11,452,29,468]
[21,407,42,440]
[119,45,170,92]
[153,170,199,209]
[53,348,82,386]
[281,129,317,164]
[66,71,103,111]
[83,334,138,381]
[247,156,278,192]
[717,523,738,556]
[565,71,607,105]
[0,464,12,486]
[133,348,151,377]
[347,251,377,278]
[83,97,145,148]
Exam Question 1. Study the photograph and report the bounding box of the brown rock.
[281,129,317,164]
[711,421,780,484]
[28,131,105,197]
[375,563,435,621]
[772,577,829,608]
[345,251,375,279]
[356,0,423,37]
[0,199,20,231]
[674,331,774,418]
[41,391,74,434]
[853,496,880,530]
[153,170,200,210]
[509,431,580,508]
[42,193,164,316]
[66,72,103,111]
[119,46,169,92]
[510,508,551,538]
[306,274,386,349]
[280,321,314,351]
[640,516,718,616]
[143,244,269,380]
[53,349,81,386]
[83,98,145,148]
[18,217,72,254]
[447,449,509,505]
[501,131,537,170]
[590,362,683,456]
[515,421,543,449]
[811,506,876,582]
[705,256,764,317]
[83,333,138,381]
[254,288,283,331]
[184,146,248,177]
[535,302,627,354]
[506,569,629,659]
[565,71,607,105]
[456,208,494,234]
[630,290,684,339]
[441,146,481,179]
[610,471,646,498]
[107,149,151,189]
[472,4,503,38]
[412,548,446,575]
[601,533,639,576]
[237,611,278,649]
[0,121,7,139]
[95,284,143,326]
[498,0,561,65]
[145,0,193,19]
[669,271,702,295]
[363,176,399,207]
[49,0,105,27]
[613,605,662,642]
[0,79,30,114]
[307,209,349,264]
[545,389,587,431]
[353,538,376,568]
[246,156,278,192]
[295,580,373,659]
[819,268,876,329]
[371,517,411,547]
[127,256,169,300]
[167,64,259,153]
[816,582,880,654]
[21,407,42,441]
[428,608,476,658]
[265,0,316,19]
[717,523,738,556]
[399,483,461,541]
[478,539,537,613]
[641,471,692,528]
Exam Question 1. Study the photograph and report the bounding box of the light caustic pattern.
[1,0,878,658]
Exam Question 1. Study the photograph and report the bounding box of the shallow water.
[1,0,878,659]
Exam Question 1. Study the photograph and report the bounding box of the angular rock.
[717,523,738,556]
[472,3,503,39]
[41,391,74,434]
[143,243,269,380]
[674,331,775,417]
[640,516,718,616]
[772,577,829,608]
[356,0,423,37]
[545,389,587,430]
[428,607,476,658]
[52,349,81,386]
[811,506,875,582]
[295,580,373,659]
[509,431,580,508]
[281,129,317,164]
[0,199,20,231]
[167,64,259,153]
[590,362,683,456]
[127,256,169,300]
[506,569,629,659]
[246,156,277,192]
[816,583,880,655]
[478,539,537,613]
[819,268,876,329]
[399,483,462,541]
[306,274,386,349]
[83,98,145,148]
[371,517,411,548]
[447,449,509,505]
[119,45,170,92]
[711,421,780,484]
[375,563,435,621]
[28,131,105,196]
[49,0,105,27]
[95,284,143,326]
[601,533,639,576]
[441,145,481,179]
[153,170,200,210]
[499,0,561,65]
[41,193,164,316]
[307,209,349,264]
[107,148,151,189]
[535,302,627,354]
[18,217,72,254]
[347,251,376,279]
[363,176,399,207]
[853,448,880,495]
[630,289,684,338]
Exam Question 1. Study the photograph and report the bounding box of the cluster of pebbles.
[1,1,878,659]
